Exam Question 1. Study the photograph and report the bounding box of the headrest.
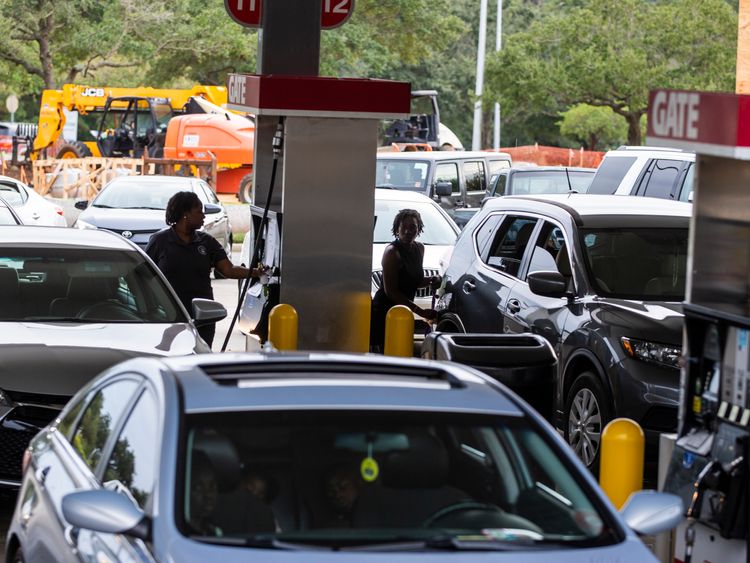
[515,222,535,249]
[192,429,241,493]
[67,276,118,301]
[556,243,572,278]
[0,268,19,297]
[382,433,449,488]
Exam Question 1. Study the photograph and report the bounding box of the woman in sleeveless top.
[370,208,440,353]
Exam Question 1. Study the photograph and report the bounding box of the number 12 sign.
[225,0,354,29]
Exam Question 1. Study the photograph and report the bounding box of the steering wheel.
[422,501,503,528]
[78,302,141,321]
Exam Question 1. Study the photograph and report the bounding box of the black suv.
[435,194,691,472]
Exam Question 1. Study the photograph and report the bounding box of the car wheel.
[12,547,25,563]
[239,173,253,203]
[55,141,92,159]
[435,316,464,333]
[564,371,611,474]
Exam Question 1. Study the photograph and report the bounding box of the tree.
[558,104,626,150]
[485,0,737,145]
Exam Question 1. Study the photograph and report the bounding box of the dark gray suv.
[435,194,691,472]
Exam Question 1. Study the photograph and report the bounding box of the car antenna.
[565,166,573,192]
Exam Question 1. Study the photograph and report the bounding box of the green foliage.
[558,104,627,150]
[485,0,737,145]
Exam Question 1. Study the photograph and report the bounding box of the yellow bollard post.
[384,305,414,357]
[268,303,298,351]
[599,418,644,509]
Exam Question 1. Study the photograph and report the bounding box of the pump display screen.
[721,326,750,416]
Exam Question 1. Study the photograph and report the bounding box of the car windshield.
[580,227,688,299]
[374,199,457,245]
[180,411,618,550]
[375,159,429,191]
[509,170,594,195]
[94,179,191,209]
[0,247,186,322]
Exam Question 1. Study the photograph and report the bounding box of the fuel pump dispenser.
[648,89,750,562]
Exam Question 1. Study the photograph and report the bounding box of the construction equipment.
[32,84,228,160]
[380,90,464,151]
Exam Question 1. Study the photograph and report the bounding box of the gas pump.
[649,89,750,562]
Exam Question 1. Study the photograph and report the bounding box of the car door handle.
[462,279,476,293]
[31,212,40,219]
[507,299,521,314]
[64,525,79,550]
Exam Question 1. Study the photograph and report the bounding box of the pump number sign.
[225,0,353,29]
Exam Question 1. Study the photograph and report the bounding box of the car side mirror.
[62,490,150,541]
[192,298,227,325]
[74,200,89,210]
[620,491,683,536]
[528,270,570,298]
[434,182,452,197]
[204,203,222,215]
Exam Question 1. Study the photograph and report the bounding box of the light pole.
[493,0,502,149]
[471,0,488,151]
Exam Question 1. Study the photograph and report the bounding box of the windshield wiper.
[122,206,163,210]
[92,204,116,208]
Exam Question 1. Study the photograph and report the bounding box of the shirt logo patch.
[198,245,207,255]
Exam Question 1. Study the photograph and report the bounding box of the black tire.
[11,547,24,563]
[564,371,612,475]
[55,141,92,159]
[435,316,463,333]
[238,173,253,203]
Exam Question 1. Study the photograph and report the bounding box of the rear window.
[586,156,637,194]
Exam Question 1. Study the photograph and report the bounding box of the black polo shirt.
[145,227,227,312]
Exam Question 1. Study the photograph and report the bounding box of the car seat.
[644,254,686,296]
[351,433,471,528]
[0,267,20,319]
[48,276,119,317]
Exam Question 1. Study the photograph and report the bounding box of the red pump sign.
[224,0,353,29]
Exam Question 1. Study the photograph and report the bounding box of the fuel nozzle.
[272,119,284,159]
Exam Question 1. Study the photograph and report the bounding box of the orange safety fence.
[485,144,604,168]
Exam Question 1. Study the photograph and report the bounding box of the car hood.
[78,207,166,230]
[0,322,204,396]
[372,244,453,273]
[589,298,684,345]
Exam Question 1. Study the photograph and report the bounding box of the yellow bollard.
[599,418,644,509]
[268,303,298,351]
[384,305,414,357]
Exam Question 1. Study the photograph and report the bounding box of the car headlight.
[621,337,681,369]
[435,292,452,311]
[74,219,98,230]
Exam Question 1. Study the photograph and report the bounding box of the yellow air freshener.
[360,456,379,482]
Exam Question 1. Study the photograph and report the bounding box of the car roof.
[506,166,597,173]
[374,188,441,204]
[0,225,139,249]
[604,145,695,160]
[484,193,693,218]
[156,352,525,416]
[376,150,511,161]
[105,175,198,185]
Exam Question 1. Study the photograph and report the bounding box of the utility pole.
[472,0,488,151]
[492,0,502,149]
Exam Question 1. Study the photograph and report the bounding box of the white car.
[0,175,66,226]
[238,189,460,345]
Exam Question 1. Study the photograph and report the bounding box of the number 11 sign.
[225,0,354,29]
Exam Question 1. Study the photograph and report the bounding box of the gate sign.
[224,0,353,29]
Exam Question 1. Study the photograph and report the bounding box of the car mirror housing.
[62,490,150,541]
[434,181,452,197]
[527,270,570,298]
[192,298,227,326]
[74,200,89,210]
[204,203,222,215]
[620,491,683,536]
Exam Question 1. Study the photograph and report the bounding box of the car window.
[71,379,141,472]
[526,222,570,281]
[463,161,487,193]
[678,163,695,202]
[373,198,457,245]
[435,162,459,194]
[0,181,26,206]
[586,156,637,194]
[488,158,511,173]
[58,390,93,438]
[375,160,428,191]
[103,389,159,509]
[489,172,507,197]
[485,216,538,278]
[180,411,617,548]
[199,181,220,205]
[94,179,194,210]
[475,214,504,259]
[638,159,682,199]
[0,207,18,225]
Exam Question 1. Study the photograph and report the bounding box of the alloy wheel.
[567,387,602,467]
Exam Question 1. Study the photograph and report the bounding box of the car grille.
[371,269,439,299]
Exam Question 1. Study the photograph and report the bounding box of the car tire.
[239,173,253,204]
[435,315,464,333]
[56,141,92,159]
[564,371,611,475]
[11,547,25,563]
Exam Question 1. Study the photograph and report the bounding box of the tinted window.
[474,214,504,259]
[463,161,487,193]
[58,391,92,438]
[526,222,568,279]
[490,173,507,197]
[586,156,637,194]
[104,389,159,509]
[678,163,695,202]
[640,159,681,199]
[435,162,459,194]
[72,379,141,471]
[485,216,538,278]
[375,160,428,191]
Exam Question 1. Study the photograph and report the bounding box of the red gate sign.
[224,0,353,29]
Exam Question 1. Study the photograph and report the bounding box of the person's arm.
[214,258,267,280]
[381,245,434,320]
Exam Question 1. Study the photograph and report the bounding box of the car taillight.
[21,448,31,475]
[55,206,64,216]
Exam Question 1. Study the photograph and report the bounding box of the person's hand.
[252,264,271,280]
[429,275,442,290]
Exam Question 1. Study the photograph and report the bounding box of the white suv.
[587,146,695,202]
